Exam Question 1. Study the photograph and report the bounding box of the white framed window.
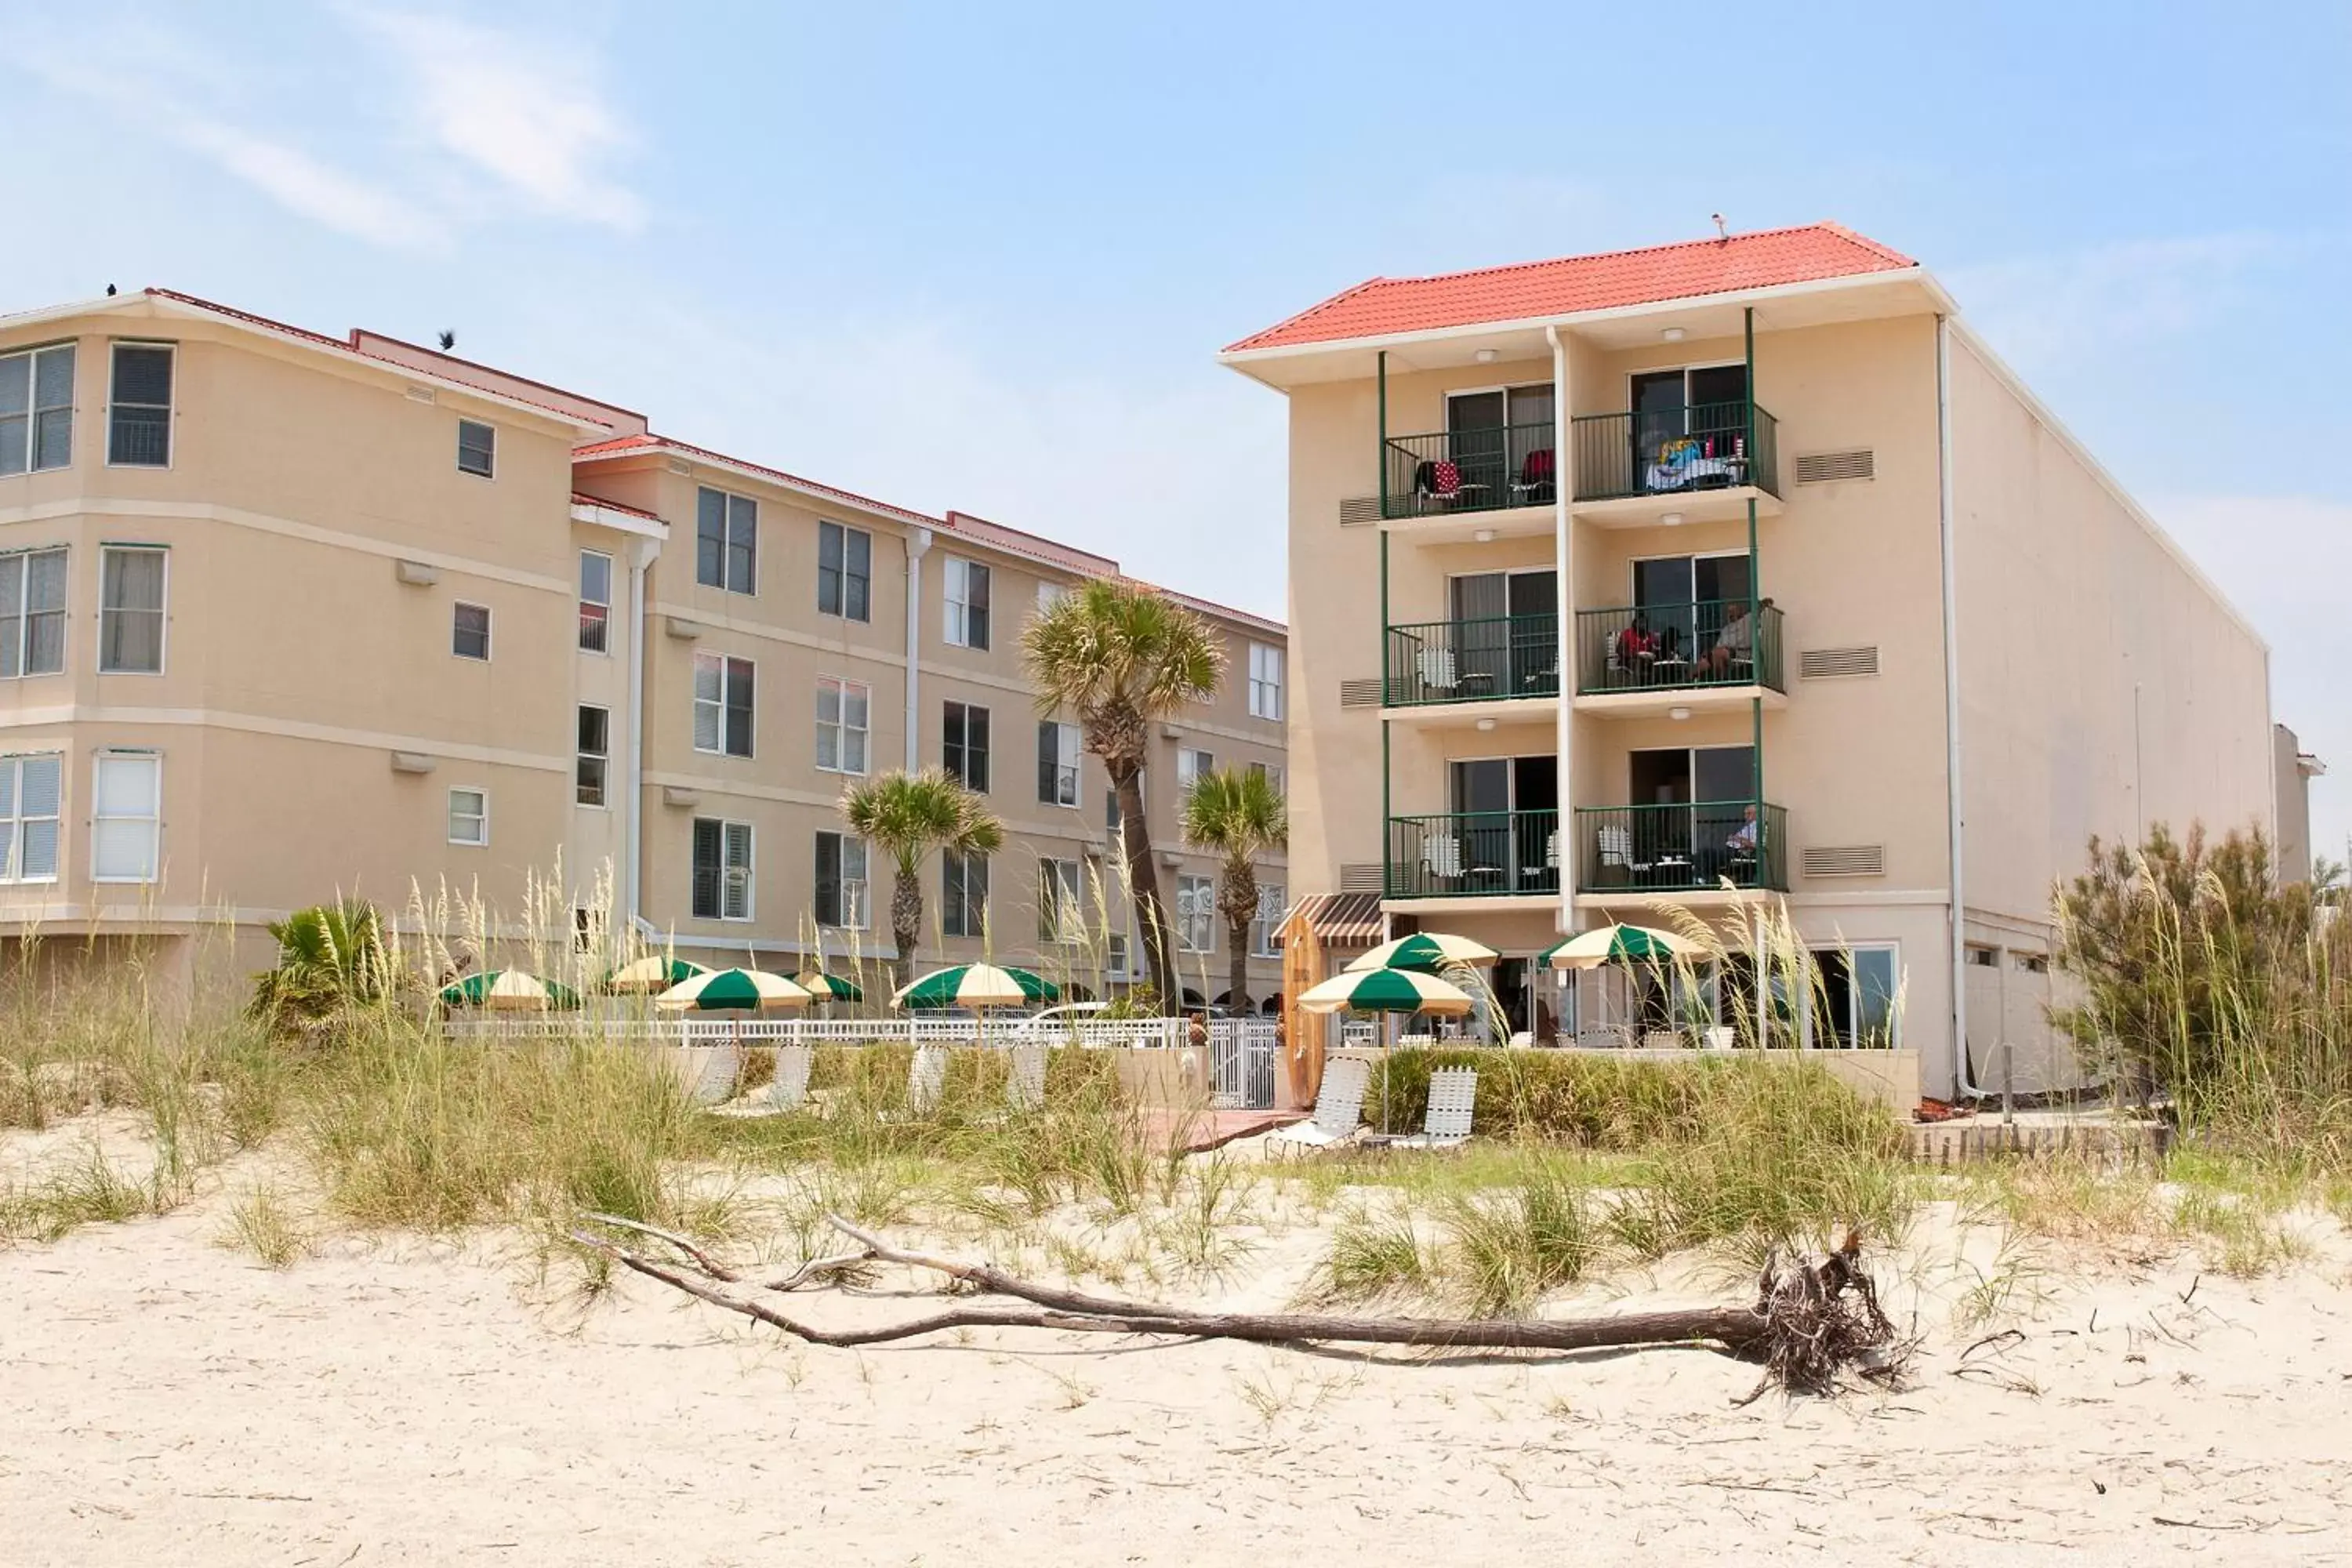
[107,343,173,468]
[943,557,991,650]
[943,700,989,792]
[0,547,68,677]
[576,705,608,807]
[692,817,754,921]
[942,848,988,938]
[815,830,868,929]
[1175,874,1214,953]
[0,753,63,883]
[1805,943,1902,1048]
[1038,857,1083,944]
[0,343,74,476]
[1250,882,1286,957]
[456,419,495,478]
[97,546,166,674]
[91,751,162,881]
[1249,760,1285,797]
[578,550,612,653]
[1036,720,1080,807]
[1036,580,1070,612]
[815,676,869,775]
[695,486,757,594]
[693,652,755,758]
[1247,642,1285,720]
[446,786,488,847]
[1176,746,1216,797]
[817,521,871,622]
[452,601,492,661]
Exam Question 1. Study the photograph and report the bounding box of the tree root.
[569,1213,1904,1395]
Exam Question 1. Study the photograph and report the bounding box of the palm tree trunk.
[1113,764,1178,1007]
[891,866,922,990]
[1226,915,1251,1014]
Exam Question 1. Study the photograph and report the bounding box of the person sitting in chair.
[1699,598,1769,677]
[1726,804,1761,856]
[1615,612,1657,683]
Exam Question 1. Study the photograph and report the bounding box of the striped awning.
[1275,891,1385,951]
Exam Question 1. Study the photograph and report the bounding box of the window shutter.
[1037,720,1058,802]
[691,818,722,918]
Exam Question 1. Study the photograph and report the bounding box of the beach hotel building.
[0,289,1287,1007]
[1223,223,2295,1102]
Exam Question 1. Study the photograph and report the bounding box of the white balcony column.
[1547,324,1575,935]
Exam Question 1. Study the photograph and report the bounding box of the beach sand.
[5,1123,2350,1566]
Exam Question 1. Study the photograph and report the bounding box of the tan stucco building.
[1222,223,2287,1098]
[0,290,1287,1007]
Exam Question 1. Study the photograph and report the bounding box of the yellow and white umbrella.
[603,955,710,994]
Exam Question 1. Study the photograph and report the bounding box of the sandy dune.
[5,1140,2351,1566]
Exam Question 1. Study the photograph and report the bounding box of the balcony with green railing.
[1380,422,1555,521]
[1384,613,1560,706]
[1570,401,1779,503]
[1575,800,1788,894]
[1575,601,1784,697]
[1386,809,1561,899]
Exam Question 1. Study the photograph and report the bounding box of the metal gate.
[1208,1019,1279,1109]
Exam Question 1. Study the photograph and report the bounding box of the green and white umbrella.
[1540,924,1702,971]
[1298,965,1475,1017]
[439,970,581,1011]
[892,964,1060,1010]
[655,967,813,1011]
[1344,932,1500,975]
[602,956,709,994]
[793,971,864,1004]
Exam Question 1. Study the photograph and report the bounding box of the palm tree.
[247,899,394,1034]
[1023,579,1223,1007]
[1181,765,1287,1013]
[840,768,1004,988]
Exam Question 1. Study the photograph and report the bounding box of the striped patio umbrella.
[892,964,1059,1010]
[1540,924,1703,971]
[440,970,582,1011]
[793,971,864,1004]
[1298,965,1475,1016]
[1344,932,1501,975]
[602,956,710,994]
[654,967,813,1011]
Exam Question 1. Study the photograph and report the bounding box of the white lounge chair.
[1392,1066,1477,1150]
[1269,1054,1372,1149]
[767,1043,815,1109]
[1007,1044,1047,1110]
[907,1043,948,1113]
[676,1037,743,1106]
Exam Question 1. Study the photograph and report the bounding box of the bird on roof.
[105,284,117,296]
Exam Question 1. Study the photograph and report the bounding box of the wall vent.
[664,616,705,641]
[665,457,694,477]
[1338,496,1384,527]
[394,558,439,587]
[1802,844,1885,878]
[1339,677,1385,708]
[1794,448,1875,485]
[661,786,701,809]
[404,386,437,405]
[389,751,437,775]
[1339,862,1385,894]
[1799,645,1880,680]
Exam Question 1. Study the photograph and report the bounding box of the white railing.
[441,1015,1189,1050]
[1209,1018,1279,1109]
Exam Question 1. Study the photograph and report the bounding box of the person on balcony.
[1698,597,1770,679]
[1727,804,1761,853]
[1615,612,1658,685]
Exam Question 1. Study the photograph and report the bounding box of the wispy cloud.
[343,7,644,230]
[1947,234,2281,369]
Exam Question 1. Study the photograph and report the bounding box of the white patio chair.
[675,1037,743,1106]
[1007,1044,1047,1111]
[767,1043,815,1109]
[1424,833,1464,887]
[907,1043,948,1113]
[1392,1066,1477,1150]
[1269,1054,1372,1149]
[1415,648,1458,697]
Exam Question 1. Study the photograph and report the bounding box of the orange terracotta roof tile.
[1225,223,1917,353]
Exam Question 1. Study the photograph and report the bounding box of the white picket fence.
[441,1014,1187,1051]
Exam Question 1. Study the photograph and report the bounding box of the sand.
[5,1124,2351,1566]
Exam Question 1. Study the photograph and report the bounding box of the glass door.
[1632,555,1698,670]
[1446,390,1509,506]
[1450,568,1555,697]
[1507,568,1558,694]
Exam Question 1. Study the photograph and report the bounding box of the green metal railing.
[1381,422,1555,520]
[1384,613,1560,706]
[1570,401,1779,503]
[1386,809,1562,898]
[1575,601,1784,695]
[1576,800,1788,893]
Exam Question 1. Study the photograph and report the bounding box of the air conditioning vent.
[1339,678,1384,708]
[1800,645,1880,680]
[1338,496,1383,527]
[666,457,693,477]
[1802,844,1885,878]
[1339,863,1384,894]
[405,386,437,405]
[1794,448,1875,485]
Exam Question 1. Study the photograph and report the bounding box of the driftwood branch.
[570,1214,1901,1393]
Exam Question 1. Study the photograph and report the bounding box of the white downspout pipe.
[1937,314,1982,1099]
[623,535,660,939]
[1547,325,1574,939]
[904,525,933,769]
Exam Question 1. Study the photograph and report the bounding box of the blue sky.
[2,1,2347,855]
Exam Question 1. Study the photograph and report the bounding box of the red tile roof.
[1224,223,1917,354]
[571,433,940,529]
[570,490,662,521]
